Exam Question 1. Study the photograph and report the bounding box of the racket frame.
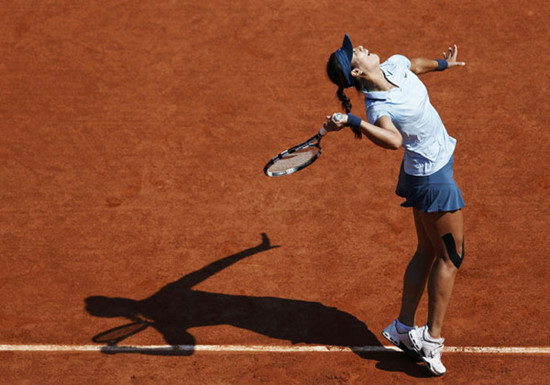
[264,128,327,177]
[263,113,343,177]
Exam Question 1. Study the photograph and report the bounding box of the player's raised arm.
[410,45,465,75]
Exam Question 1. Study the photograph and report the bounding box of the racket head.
[264,134,323,177]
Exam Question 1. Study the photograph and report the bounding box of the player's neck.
[364,69,396,92]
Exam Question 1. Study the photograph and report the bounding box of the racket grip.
[319,127,328,136]
[334,112,344,122]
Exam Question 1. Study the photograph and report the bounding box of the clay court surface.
[2,0,549,383]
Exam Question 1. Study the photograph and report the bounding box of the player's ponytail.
[327,52,363,139]
[336,88,361,139]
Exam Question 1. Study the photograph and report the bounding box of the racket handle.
[320,113,345,136]
[334,112,344,122]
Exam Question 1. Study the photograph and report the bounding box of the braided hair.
[326,52,366,139]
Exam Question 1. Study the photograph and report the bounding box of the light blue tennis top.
[364,55,456,176]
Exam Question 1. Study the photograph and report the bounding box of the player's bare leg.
[418,209,464,338]
[398,209,436,327]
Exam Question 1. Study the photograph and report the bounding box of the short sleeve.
[387,54,411,70]
[366,104,391,124]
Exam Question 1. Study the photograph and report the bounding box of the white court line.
[0,344,549,354]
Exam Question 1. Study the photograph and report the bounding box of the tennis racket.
[264,113,344,177]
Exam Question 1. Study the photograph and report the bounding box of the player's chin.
[371,54,380,66]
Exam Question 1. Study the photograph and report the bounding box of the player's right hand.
[323,113,347,132]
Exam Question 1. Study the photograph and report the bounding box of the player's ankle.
[396,318,414,333]
[427,327,443,341]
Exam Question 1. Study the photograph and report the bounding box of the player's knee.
[441,233,464,269]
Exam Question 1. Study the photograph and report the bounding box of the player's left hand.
[443,44,466,68]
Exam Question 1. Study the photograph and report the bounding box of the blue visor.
[335,34,354,88]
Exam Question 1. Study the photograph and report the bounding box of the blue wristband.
[346,113,362,129]
[435,59,448,71]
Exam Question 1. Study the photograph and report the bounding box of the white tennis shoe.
[381,319,420,360]
[408,325,447,376]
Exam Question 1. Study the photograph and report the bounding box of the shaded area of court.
[85,234,381,354]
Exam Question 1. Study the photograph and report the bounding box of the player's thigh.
[417,209,464,258]
[413,208,435,257]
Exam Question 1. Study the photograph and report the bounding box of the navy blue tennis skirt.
[396,156,465,213]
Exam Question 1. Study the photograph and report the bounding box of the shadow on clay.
[85,233,430,377]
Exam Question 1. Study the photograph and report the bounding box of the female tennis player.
[323,34,466,376]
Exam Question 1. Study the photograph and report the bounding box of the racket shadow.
[85,233,429,375]
[92,320,152,345]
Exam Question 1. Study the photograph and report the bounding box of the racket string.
[266,147,320,174]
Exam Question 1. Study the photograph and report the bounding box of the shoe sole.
[421,357,446,376]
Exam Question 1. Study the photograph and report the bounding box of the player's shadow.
[85,233,430,377]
